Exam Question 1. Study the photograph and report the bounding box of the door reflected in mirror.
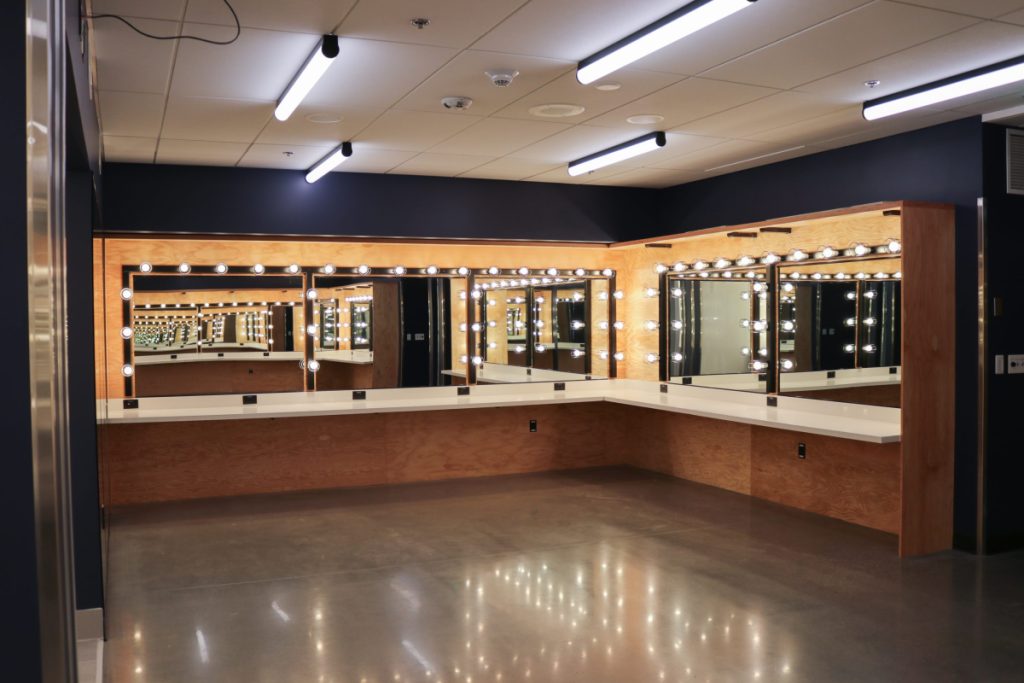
[777,256,902,407]
[666,272,769,393]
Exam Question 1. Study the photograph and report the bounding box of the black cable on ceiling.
[87,0,240,45]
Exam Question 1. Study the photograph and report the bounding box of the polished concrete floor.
[103,467,1024,683]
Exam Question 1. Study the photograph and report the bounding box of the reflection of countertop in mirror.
[134,351,302,365]
[446,362,599,383]
[779,367,901,391]
[99,379,900,443]
[316,350,374,365]
[671,374,767,391]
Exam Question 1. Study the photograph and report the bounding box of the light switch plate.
[1008,354,1024,374]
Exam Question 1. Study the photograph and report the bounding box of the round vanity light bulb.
[252,263,266,274]
[752,282,766,293]
[713,257,732,269]
[782,283,795,293]
[844,344,856,353]
[120,287,133,301]
[598,291,609,301]
[781,320,796,332]
[781,359,795,371]
[645,353,659,364]
[671,320,683,330]
[459,323,468,332]
[306,324,317,336]
[598,350,610,360]
[598,321,610,330]
[723,271,734,279]
[613,351,625,362]
[546,268,558,276]
[613,321,625,330]
[671,352,683,362]
[306,289,319,300]
[894,271,902,279]
[121,364,134,378]
[120,327,133,340]
[862,344,878,353]
[307,359,321,373]
[740,319,751,328]
[460,355,468,364]
[535,344,546,353]
[574,268,586,277]
[671,287,683,298]
[741,291,750,300]
[513,345,526,354]
[287,263,300,274]
[864,290,877,299]
[602,269,614,277]
[471,290,483,299]
[811,272,824,280]
[788,249,808,262]
[874,272,887,279]
[846,291,857,300]
[863,317,877,326]
[855,272,869,280]
[357,264,371,275]
[471,323,481,332]
[518,267,530,276]
[820,246,838,259]
[655,263,669,274]
[488,341,498,350]
[644,320,659,331]
[740,347,751,356]
[887,239,902,254]
[673,262,687,272]
[177,262,191,273]
[571,320,585,330]
[692,260,708,271]
[472,356,484,366]
[456,266,470,276]
[214,263,228,274]
[644,287,658,298]
[139,262,153,273]
[736,256,755,267]
[853,243,871,257]
[321,263,336,275]
[390,265,405,276]
[535,296,545,304]
[535,320,545,328]
[844,317,857,327]
[487,266,500,275]
[571,349,586,359]
[488,320,497,327]
[612,290,625,299]
[425,265,439,275]
[758,348,768,357]
[751,360,766,372]
[834,273,849,280]
[752,320,768,332]
[762,253,781,265]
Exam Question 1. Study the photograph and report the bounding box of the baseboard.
[75,607,104,640]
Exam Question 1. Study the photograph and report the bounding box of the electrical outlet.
[554,382,566,391]
[1009,354,1024,374]
[457,386,470,396]
[242,395,257,405]
[529,419,537,433]
[798,442,806,459]
[122,399,139,410]
[352,390,366,400]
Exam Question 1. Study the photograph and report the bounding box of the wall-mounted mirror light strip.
[568,132,665,176]
[126,263,616,279]
[306,141,353,184]
[651,239,902,275]
[275,34,340,121]
[864,54,1024,120]
[576,0,758,84]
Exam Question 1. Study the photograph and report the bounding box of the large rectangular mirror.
[469,274,614,383]
[663,269,769,393]
[776,256,901,407]
[311,275,463,390]
[128,274,305,396]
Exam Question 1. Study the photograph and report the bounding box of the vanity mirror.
[776,255,902,407]
[470,271,615,383]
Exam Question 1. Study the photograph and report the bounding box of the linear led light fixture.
[275,34,340,121]
[863,54,1024,121]
[577,0,757,85]
[568,131,666,176]
[305,142,352,183]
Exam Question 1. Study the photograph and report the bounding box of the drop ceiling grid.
[91,0,1024,184]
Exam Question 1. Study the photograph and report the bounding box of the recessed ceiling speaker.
[529,103,586,118]
[485,69,519,87]
[441,96,474,110]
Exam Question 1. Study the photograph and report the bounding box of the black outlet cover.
[529,419,537,432]
[767,396,778,407]
[457,386,470,396]
[218,352,225,357]
[890,366,898,374]
[263,351,270,357]
[758,373,768,382]
[242,394,257,405]
[660,384,669,393]
[353,390,366,400]
[122,399,139,409]
[554,382,566,391]
[798,442,806,459]
[827,370,836,379]
[682,377,693,385]
[170,354,177,359]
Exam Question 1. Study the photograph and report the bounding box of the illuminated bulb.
[472,356,484,366]
[788,249,808,261]
[571,349,586,359]
[120,287,133,301]
[645,353,659,364]
[855,272,869,280]
[644,287,658,298]
[654,263,669,274]
[671,287,683,298]
[357,264,371,275]
[673,262,687,272]
[762,253,781,265]
[887,239,902,253]
[487,266,500,275]
[751,360,766,372]
[306,289,318,300]
[598,321,610,330]
[752,282,766,293]
[471,290,483,299]
[820,246,838,258]
[513,345,526,354]
[139,262,153,273]
[740,319,750,328]
[425,265,439,275]
[121,364,134,378]
[571,320,585,330]
[692,260,708,270]
[811,272,823,280]
[178,262,191,273]
[535,344,547,353]
[864,290,878,299]
[736,256,755,267]
[834,272,849,280]
[454,266,469,276]
[781,283,795,293]
[120,327,133,339]
[613,321,625,330]
[252,263,266,274]
[471,323,482,332]
[894,271,902,279]
[853,243,871,257]
[546,267,558,276]
[752,320,767,332]
[781,320,795,332]
[671,320,683,330]
[863,344,878,353]
[214,262,228,274]
[597,291,609,301]
[863,317,877,326]
[781,359,794,371]
[714,257,732,269]
[306,324,317,336]
[613,290,625,299]
[574,268,587,276]
[613,352,625,361]
[518,267,530,276]
[459,355,468,364]
[598,350,610,360]
[844,317,857,327]
[846,291,857,300]
[758,348,768,357]
[671,352,683,362]
[459,323,468,332]
[644,320,659,331]
[844,344,856,353]
[393,265,406,275]
[874,272,887,279]
[488,341,498,349]
[740,347,750,356]
[321,263,336,275]
[602,268,614,277]
[307,359,320,373]
[287,263,300,274]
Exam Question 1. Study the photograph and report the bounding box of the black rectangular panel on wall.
[99,164,660,243]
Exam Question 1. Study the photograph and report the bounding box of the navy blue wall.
[653,117,984,551]
[981,123,1024,553]
[100,164,660,242]
[1,1,43,678]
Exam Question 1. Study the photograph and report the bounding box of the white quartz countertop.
[99,379,900,444]
[135,350,300,365]
[446,363,602,383]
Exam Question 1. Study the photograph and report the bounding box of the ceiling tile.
[394,50,573,117]
[92,0,186,21]
[155,139,249,165]
[509,125,650,164]
[1000,8,1024,23]
[98,91,166,137]
[584,167,691,188]
[429,118,571,156]
[185,0,357,33]
[339,0,529,49]
[896,0,1024,18]
[634,0,873,76]
[255,106,384,146]
[585,77,778,131]
[92,18,179,93]
[493,68,683,125]
[796,21,1024,104]
[457,157,563,181]
[303,39,459,109]
[354,109,481,152]
[238,143,334,170]
[334,149,419,174]
[813,109,968,149]
[103,136,157,163]
[703,2,978,90]
[162,96,274,142]
[743,105,868,145]
[472,0,691,61]
[170,26,322,100]
[674,92,848,139]
[647,139,787,172]
[390,152,494,176]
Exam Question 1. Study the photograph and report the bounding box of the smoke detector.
[485,69,519,87]
[441,96,474,110]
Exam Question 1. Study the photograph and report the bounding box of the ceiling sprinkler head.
[486,69,519,87]
[865,79,881,88]
[410,17,430,30]
[441,96,474,110]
